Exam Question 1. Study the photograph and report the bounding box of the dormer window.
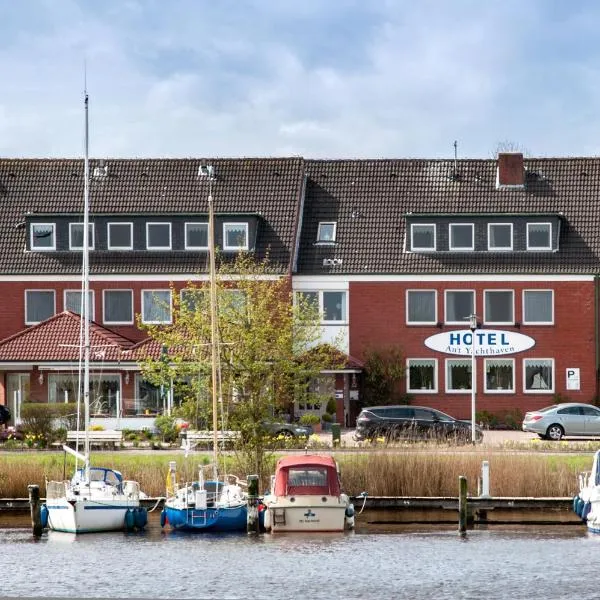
[317,222,336,243]
[488,223,513,251]
[69,223,94,250]
[449,223,474,251]
[185,222,208,249]
[223,223,248,251]
[30,223,55,251]
[527,223,551,251]
[147,222,171,250]
[411,224,435,251]
[108,222,133,250]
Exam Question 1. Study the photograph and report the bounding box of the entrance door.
[6,373,30,425]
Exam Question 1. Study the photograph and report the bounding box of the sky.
[2,0,600,159]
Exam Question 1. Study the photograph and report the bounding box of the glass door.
[6,373,30,425]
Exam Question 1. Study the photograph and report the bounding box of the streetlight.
[469,314,478,444]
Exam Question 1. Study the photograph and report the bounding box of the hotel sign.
[424,329,535,356]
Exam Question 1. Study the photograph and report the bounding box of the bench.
[66,430,123,449]
[180,430,240,450]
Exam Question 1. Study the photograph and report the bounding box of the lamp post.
[469,314,478,444]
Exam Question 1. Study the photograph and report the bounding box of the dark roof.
[0,157,305,275]
[299,158,600,274]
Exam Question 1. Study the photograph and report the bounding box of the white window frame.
[487,223,513,251]
[410,223,436,252]
[223,222,249,251]
[185,222,209,250]
[444,290,475,325]
[445,358,473,393]
[483,289,514,325]
[30,223,56,251]
[317,222,337,243]
[523,358,555,394]
[522,289,554,325]
[484,358,515,393]
[146,222,172,250]
[102,289,134,325]
[64,290,95,321]
[406,358,438,393]
[25,289,56,325]
[449,223,474,251]
[69,222,95,251]
[526,222,552,251]
[141,289,173,324]
[108,222,133,250]
[406,290,437,325]
[295,290,348,324]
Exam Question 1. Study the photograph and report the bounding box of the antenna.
[453,140,458,177]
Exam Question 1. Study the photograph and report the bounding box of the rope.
[357,491,368,515]
[147,497,165,513]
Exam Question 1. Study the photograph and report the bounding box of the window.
[221,290,247,322]
[30,223,55,251]
[407,359,437,392]
[69,223,94,250]
[185,223,208,249]
[317,222,336,243]
[142,290,172,324]
[146,222,171,250]
[484,290,514,324]
[108,223,133,250]
[485,359,514,392]
[49,374,120,415]
[488,223,513,251]
[410,224,435,251]
[524,359,554,393]
[406,290,437,324]
[64,290,94,320]
[180,288,208,313]
[25,290,55,324]
[446,359,472,392]
[445,290,474,324]
[523,290,553,324]
[449,223,474,251]
[103,290,133,324]
[527,223,551,250]
[223,223,249,251]
[295,291,347,323]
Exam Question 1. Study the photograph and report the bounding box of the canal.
[2,510,597,599]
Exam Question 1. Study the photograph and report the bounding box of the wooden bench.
[180,430,240,450]
[66,430,123,449]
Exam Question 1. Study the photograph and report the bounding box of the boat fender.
[135,507,148,529]
[577,497,585,518]
[263,507,271,531]
[573,495,580,515]
[124,508,135,531]
[160,509,167,528]
[40,504,49,529]
[582,501,592,521]
[345,504,355,518]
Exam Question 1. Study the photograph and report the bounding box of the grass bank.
[0,450,592,498]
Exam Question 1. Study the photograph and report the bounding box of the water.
[2,512,598,599]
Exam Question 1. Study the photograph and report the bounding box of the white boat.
[262,455,355,533]
[160,164,249,532]
[44,92,146,534]
[574,449,600,533]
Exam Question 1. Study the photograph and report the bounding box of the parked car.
[522,402,600,440]
[0,404,10,425]
[353,405,483,443]
[262,421,312,438]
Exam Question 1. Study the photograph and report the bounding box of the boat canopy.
[273,455,341,497]
[71,467,123,486]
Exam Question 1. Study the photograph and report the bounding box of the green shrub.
[154,414,179,443]
[321,412,333,423]
[299,413,320,426]
[325,398,337,415]
[21,403,76,442]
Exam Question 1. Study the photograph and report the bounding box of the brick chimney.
[496,153,524,188]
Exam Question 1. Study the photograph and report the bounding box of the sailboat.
[43,93,146,534]
[160,166,249,532]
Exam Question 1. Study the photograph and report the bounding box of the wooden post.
[28,484,43,537]
[458,475,468,535]
[246,474,260,534]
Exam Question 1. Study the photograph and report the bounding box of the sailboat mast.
[208,180,219,466]
[83,92,91,478]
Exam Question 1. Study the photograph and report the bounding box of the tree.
[139,253,343,481]
[362,345,408,407]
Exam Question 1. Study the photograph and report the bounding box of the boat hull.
[163,503,248,531]
[264,496,351,533]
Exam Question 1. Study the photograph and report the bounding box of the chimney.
[496,153,524,189]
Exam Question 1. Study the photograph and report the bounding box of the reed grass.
[0,449,592,499]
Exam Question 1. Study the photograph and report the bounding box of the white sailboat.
[160,165,249,532]
[44,92,145,534]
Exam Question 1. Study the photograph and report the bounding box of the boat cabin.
[272,455,341,497]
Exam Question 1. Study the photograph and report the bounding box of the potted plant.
[299,413,321,433]
[321,412,333,431]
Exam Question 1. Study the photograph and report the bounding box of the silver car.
[522,402,600,441]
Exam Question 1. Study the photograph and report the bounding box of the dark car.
[354,405,483,444]
[0,404,10,425]
[261,421,312,438]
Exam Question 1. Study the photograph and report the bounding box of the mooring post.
[480,461,490,498]
[458,475,468,535]
[28,484,43,537]
[246,474,260,534]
